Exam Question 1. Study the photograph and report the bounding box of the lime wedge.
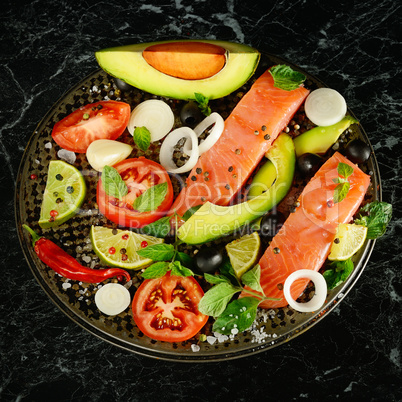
[39,160,86,228]
[328,223,368,261]
[225,232,261,279]
[90,225,164,270]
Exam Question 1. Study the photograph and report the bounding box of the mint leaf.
[212,297,260,335]
[198,282,241,317]
[133,126,151,151]
[141,261,170,279]
[337,162,354,179]
[333,182,350,204]
[269,65,306,91]
[241,265,264,295]
[169,261,194,277]
[141,215,171,238]
[204,273,231,285]
[194,92,211,116]
[323,259,354,289]
[219,259,242,287]
[101,165,128,199]
[354,201,392,239]
[175,251,194,268]
[133,182,168,212]
[136,243,175,261]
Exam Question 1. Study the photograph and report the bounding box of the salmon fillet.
[249,152,371,309]
[171,69,309,216]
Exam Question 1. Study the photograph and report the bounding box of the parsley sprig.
[194,93,211,116]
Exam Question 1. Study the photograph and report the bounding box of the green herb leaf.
[136,243,175,261]
[269,65,306,91]
[198,282,241,317]
[219,259,242,287]
[212,297,260,335]
[101,165,128,199]
[141,216,172,238]
[241,265,264,295]
[182,205,202,221]
[333,182,350,204]
[141,261,170,279]
[133,126,151,151]
[175,251,194,268]
[133,182,168,212]
[354,201,392,239]
[323,259,354,289]
[194,93,211,116]
[337,162,354,179]
[204,273,231,285]
[169,261,194,277]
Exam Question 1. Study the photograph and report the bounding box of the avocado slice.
[293,115,358,157]
[178,133,295,244]
[247,159,277,199]
[95,40,260,100]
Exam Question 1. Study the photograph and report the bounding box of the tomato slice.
[132,272,208,342]
[97,157,174,228]
[52,101,131,153]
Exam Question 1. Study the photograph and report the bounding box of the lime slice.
[328,223,368,261]
[90,225,164,270]
[225,232,261,279]
[39,160,86,228]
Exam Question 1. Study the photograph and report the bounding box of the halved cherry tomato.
[97,157,174,228]
[52,101,131,153]
[132,272,208,342]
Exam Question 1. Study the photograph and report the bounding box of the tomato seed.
[141,241,148,248]
[108,247,116,254]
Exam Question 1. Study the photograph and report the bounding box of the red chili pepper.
[23,225,131,284]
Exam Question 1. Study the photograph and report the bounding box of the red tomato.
[97,157,174,228]
[52,101,131,153]
[132,272,208,342]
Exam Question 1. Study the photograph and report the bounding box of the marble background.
[1,0,401,400]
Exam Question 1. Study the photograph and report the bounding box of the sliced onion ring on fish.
[95,283,131,316]
[160,127,200,174]
[127,99,174,142]
[283,269,327,313]
[183,112,224,155]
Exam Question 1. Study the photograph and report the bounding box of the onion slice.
[127,99,174,142]
[304,88,347,127]
[160,127,200,174]
[283,269,327,313]
[95,283,131,316]
[183,112,225,155]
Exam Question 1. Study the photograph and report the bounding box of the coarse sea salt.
[62,282,72,290]
[57,149,76,164]
[44,142,52,149]
[191,344,200,352]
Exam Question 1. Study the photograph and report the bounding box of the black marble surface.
[1,0,401,401]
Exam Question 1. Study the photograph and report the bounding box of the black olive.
[114,78,133,92]
[180,101,203,128]
[297,153,322,176]
[194,247,223,274]
[344,139,371,164]
[259,210,286,240]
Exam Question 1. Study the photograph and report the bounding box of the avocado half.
[95,40,260,100]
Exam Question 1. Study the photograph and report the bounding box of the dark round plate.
[15,52,381,362]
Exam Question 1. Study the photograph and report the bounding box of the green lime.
[225,232,261,279]
[328,223,367,261]
[90,225,164,270]
[39,160,86,228]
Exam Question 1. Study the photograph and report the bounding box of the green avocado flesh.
[95,40,260,100]
[247,159,277,199]
[177,133,296,244]
[294,115,358,157]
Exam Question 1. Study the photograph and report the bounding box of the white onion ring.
[127,99,174,141]
[160,127,200,174]
[283,269,327,313]
[304,88,347,127]
[183,112,224,155]
[95,283,131,316]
